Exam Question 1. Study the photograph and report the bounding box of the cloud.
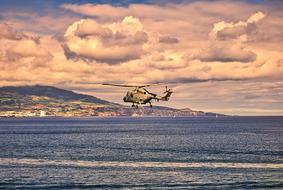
[216,11,265,41]
[6,39,52,62]
[74,19,113,38]
[247,11,265,23]
[192,12,265,63]
[148,51,187,69]
[0,22,25,40]
[159,36,179,44]
[62,16,148,64]
[197,43,257,63]
[216,24,247,41]
[60,3,129,19]
[0,22,52,63]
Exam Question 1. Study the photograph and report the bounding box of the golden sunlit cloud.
[62,16,148,63]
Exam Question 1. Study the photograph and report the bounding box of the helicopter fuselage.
[123,88,153,105]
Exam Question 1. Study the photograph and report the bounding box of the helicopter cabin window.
[126,91,133,98]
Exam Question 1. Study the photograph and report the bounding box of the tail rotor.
[162,86,173,101]
[163,86,173,94]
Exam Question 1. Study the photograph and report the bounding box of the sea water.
[0,117,282,189]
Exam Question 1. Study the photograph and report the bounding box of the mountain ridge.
[0,85,225,117]
[0,85,113,105]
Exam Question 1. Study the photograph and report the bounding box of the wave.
[1,158,282,169]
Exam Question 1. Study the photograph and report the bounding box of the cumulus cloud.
[197,43,257,63]
[62,16,149,64]
[216,24,247,41]
[0,23,25,40]
[0,22,52,64]
[6,39,52,62]
[73,19,113,38]
[247,11,265,23]
[216,11,265,41]
[192,12,265,63]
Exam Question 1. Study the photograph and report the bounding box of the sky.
[0,0,283,115]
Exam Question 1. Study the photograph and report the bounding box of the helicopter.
[102,83,173,108]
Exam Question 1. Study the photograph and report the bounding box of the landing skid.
[132,104,138,109]
[131,102,153,108]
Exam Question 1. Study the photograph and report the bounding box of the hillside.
[0,85,113,105]
[0,85,224,117]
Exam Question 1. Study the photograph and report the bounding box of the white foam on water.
[0,158,282,169]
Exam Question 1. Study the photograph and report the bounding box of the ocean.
[0,117,282,189]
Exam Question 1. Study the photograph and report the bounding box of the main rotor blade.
[102,83,137,87]
[102,83,160,88]
[133,83,163,88]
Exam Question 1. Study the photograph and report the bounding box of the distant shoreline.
[1,115,283,119]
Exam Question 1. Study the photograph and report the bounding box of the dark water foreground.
[0,116,282,189]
